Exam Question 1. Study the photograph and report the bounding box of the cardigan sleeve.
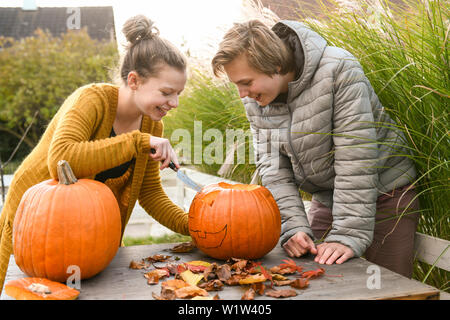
[47,87,151,179]
[137,121,189,236]
[138,158,189,236]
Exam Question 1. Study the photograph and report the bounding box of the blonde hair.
[118,15,187,84]
[212,20,295,77]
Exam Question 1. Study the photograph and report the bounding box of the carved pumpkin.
[13,160,121,282]
[4,277,80,300]
[188,182,281,260]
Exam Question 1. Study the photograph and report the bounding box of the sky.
[3,0,249,61]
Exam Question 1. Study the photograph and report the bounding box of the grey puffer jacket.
[244,21,416,257]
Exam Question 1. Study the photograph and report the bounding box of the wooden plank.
[1,243,440,300]
[414,232,450,271]
[383,291,440,300]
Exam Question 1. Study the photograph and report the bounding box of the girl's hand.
[315,242,354,265]
[149,136,180,170]
[282,231,318,258]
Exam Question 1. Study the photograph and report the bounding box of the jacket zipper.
[286,104,321,190]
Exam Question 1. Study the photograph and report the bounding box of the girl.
[0,15,188,292]
[212,20,419,278]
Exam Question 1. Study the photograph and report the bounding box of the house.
[0,0,116,43]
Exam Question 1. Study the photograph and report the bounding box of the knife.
[151,148,203,192]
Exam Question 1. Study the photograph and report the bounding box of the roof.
[0,6,116,42]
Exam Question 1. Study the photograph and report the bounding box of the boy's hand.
[282,231,318,258]
[315,242,354,265]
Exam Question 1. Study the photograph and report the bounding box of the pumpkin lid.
[196,182,262,206]
[4,277,80,300]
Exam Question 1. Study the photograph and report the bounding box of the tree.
[0,28,119,159]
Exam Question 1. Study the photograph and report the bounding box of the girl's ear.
[127,71,140,90]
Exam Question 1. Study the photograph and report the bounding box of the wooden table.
[1,242,440,300]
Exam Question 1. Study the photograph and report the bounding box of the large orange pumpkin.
[13,160,121,282]
[188,182,281,260]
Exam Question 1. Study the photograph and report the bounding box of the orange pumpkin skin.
[188,182,281,260]
[13,161,121,282]
[4,277,80,300]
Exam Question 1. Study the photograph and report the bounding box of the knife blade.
[151,148,203,192]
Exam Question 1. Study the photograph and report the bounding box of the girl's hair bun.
[122,15,160,45]
[117,14,186,84]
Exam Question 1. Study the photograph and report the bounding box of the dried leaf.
[230,258,248,271]
[170,242,195,253]
[184,263,208,273]
[241,288,255,300]
[180,270,204,286]
[269,258,303,275]
[162,287,177,300]
[238,274,267,285]
[225,274,247,286]
[198,279,224,291]
[191,294,221,300]
[166,263,179,275]
[250,282,265,295]
[129,260,147,269]
[203,263,219,281]
[281,258,303,273]
[145,254,171,263]
[153,286,177,300]
[152,292,165,300]
[191,296,215,300]
[301,268,325,279]
[259,266,273,284]
[176,264,187,274]
[290,278,309,289]
[273,279,294,286]
[269,266,295,275]
[161,279,189,290]
[144,269,170,285]
[271,274,288,281]
[216,264,232,282]
[175,285,209,299]
[265,288,297,298]
[187,260,211,267]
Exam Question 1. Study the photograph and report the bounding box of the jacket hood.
[272,20,327,101]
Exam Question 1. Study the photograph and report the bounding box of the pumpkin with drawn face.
[188,182,281,260]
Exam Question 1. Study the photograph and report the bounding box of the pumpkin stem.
[57,160,78,185]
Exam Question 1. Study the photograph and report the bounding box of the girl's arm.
[138,158,189,236]
[47,87,151,179]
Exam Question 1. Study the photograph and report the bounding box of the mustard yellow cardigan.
[0,83,189,292]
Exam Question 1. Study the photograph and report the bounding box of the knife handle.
[150,148,177,171]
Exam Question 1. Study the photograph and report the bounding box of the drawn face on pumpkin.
[188,183,281,260]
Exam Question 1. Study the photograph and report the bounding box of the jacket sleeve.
[138,122,189,236]
[250,125,313,246]
[326,57,379,257]
[47,88,151,179]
